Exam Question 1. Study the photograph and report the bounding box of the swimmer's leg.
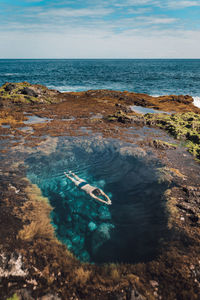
[69,172,84,181]
[64,172,80,186]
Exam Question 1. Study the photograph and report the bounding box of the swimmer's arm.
[89,191,112,205]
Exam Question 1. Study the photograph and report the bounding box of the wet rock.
[88,221,97,231]
[98,206,112,221]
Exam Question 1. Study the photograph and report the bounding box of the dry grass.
[17,181,56,242]
[157,167,173,183]
[157,167,185,184]
[164,189,179,229]
[110,268,120,282]
[25,183,49,204]
[168,167,186,179]
[18,219,55,241]
[74,267,92,285]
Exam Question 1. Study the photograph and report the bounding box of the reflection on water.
[130,105,171,115]
[24,115,52,124]
[1,124,11,129]
[26,135,169,263]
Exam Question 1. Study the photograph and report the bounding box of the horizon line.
[0,58,200,60]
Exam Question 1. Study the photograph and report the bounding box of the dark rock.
[4,83,16,92]
[118,115,132,124]
[115,103,132,113]
[20,87,38,97]
[189,214,199,223]
[130,289,146,300]
[17,289,35,300]
[176,203,195,214]
[150,139,177,150]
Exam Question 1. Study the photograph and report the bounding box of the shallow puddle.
[24,115,52,124]
[25,135,169,263]
[1,124,11,129]
[130,105,170,115]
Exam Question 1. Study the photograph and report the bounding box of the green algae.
[6,294,20,300]
[0,82,58,104]
[145,112,200,161]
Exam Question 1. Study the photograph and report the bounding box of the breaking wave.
[193,97,200,108]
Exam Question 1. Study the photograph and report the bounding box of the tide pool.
[26,135,169,263]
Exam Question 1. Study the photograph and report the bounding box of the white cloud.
[126,7,152,14]
[0,27,199,58]
[135,16,177,25]
[165,1,200,9]
[38,7,113,18]
[0,0,199,58]
[112,0,200,9]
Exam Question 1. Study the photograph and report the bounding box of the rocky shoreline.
[0,82,200,300]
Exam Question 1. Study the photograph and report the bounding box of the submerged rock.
[88,221,97,231]
[91,223,115,255]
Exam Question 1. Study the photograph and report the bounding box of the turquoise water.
[26,135,169,264]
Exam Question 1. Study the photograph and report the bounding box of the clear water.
[25,135,169,264]
[130,105,171,115]
[24,115,52,124]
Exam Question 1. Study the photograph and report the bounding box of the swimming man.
[64,171,112,205]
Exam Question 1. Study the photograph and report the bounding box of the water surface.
[26,135,169,263]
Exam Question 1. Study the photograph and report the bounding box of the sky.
[0,0,200,58]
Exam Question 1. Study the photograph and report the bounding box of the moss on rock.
[145,112,200,160]
[0,82,60,105]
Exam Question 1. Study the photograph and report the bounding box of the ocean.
[0,59,200,107]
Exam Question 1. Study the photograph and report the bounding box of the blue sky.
[0,0,200,58]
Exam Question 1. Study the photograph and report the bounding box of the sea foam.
[193,97,200,108]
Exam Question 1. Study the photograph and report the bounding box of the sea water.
[0,59,200,107]
[26,135,169,264]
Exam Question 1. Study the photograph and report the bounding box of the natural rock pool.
[25,135,169,264]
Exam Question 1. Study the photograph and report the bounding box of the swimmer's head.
[93,188,101,196]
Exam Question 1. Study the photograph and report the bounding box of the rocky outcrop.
[145,112,200,160]
[69,89,199,113]
[1,82,199,114]
[0,82,61,105]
